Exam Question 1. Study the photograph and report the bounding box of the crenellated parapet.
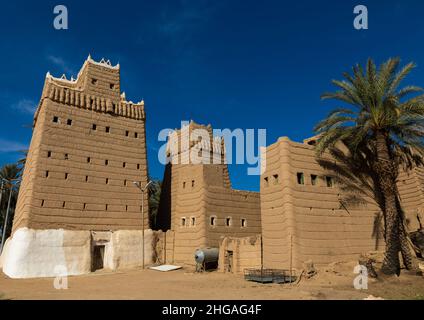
[33,56,145,125]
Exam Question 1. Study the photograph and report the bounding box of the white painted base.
[0,228,156,279]
[0,228,91,279]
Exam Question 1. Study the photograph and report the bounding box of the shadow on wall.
[156,163,172,231]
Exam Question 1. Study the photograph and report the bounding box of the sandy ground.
[1,261,424,300]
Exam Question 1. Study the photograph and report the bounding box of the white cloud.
[47,55,75,75]
[0,139,28,153]
[12,99,37,114]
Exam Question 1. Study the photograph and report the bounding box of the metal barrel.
[194,247,219,264]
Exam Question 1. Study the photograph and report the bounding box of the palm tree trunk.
[375,131,402,275]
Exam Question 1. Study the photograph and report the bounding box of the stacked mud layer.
[156,121,261,266]
[0,56,152,278]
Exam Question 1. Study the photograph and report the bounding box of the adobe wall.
[398,167,424,231]
[12,57,149,232]
[261,137,384,269]
[218,235,262,274]
[156,121,261,267]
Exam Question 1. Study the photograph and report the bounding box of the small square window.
[91,78,97,85]
[226,217,232,227]
[297,172,305,185]
[105,160,109,165]
[311,174,318,186]
[326,176,333,188]
[273,174,279,184]
[53,116,59,123]
[110,83,115,89]
[210,216,216,226]
[106,126,110,133]
[263,177,269,187]
[241,219,247,228]
[47,151,52,158]
[67,119,72,126]
[92,124,97,130]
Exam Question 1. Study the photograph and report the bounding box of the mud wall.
[12,58,149,232]
[261,137,384,269]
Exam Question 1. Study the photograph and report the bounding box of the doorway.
[92,245,105,271]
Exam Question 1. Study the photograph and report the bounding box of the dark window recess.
[126,205,128,211]
[105,126,110,133]
[124,180,127,186]
[65,173,69,180]
[85,176,89,182]
[297,172,305,185]
[210,216,216,226]
[90,99,94,107]
[53,116,59,123]
[192,180,195,187]
[110,83,115,89]
[181,218,186,227]
[105,160,109,165]
[191,217,196,226]
[47,151,52,158]
[92,124,97,130]
[123,162,126,168]
[67,119,72,126]
[105,204,108,211]
[83,203,87,210]
[326,176,334,188]
[41,200,45,207]
[106,178,109,184]
[183,182,186,189]
[273,174,279,184]
[64,153,69,160]
[241,219,247,228]
[87,157,91,163]
[45,171,49,178]
[125,130,129,137]
[135,132,138,138]
[226,217,232,227]
[311,174,318,186]
[62,201,66,208]
[137,164,140,170]
[91,78,97,85]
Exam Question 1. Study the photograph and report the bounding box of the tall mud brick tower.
[0,56,152,279]
[156,121,261,267]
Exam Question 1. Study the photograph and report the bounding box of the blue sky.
[1,0,424,191]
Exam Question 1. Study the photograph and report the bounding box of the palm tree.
[315,57,424,275]
[0,163,21,243]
